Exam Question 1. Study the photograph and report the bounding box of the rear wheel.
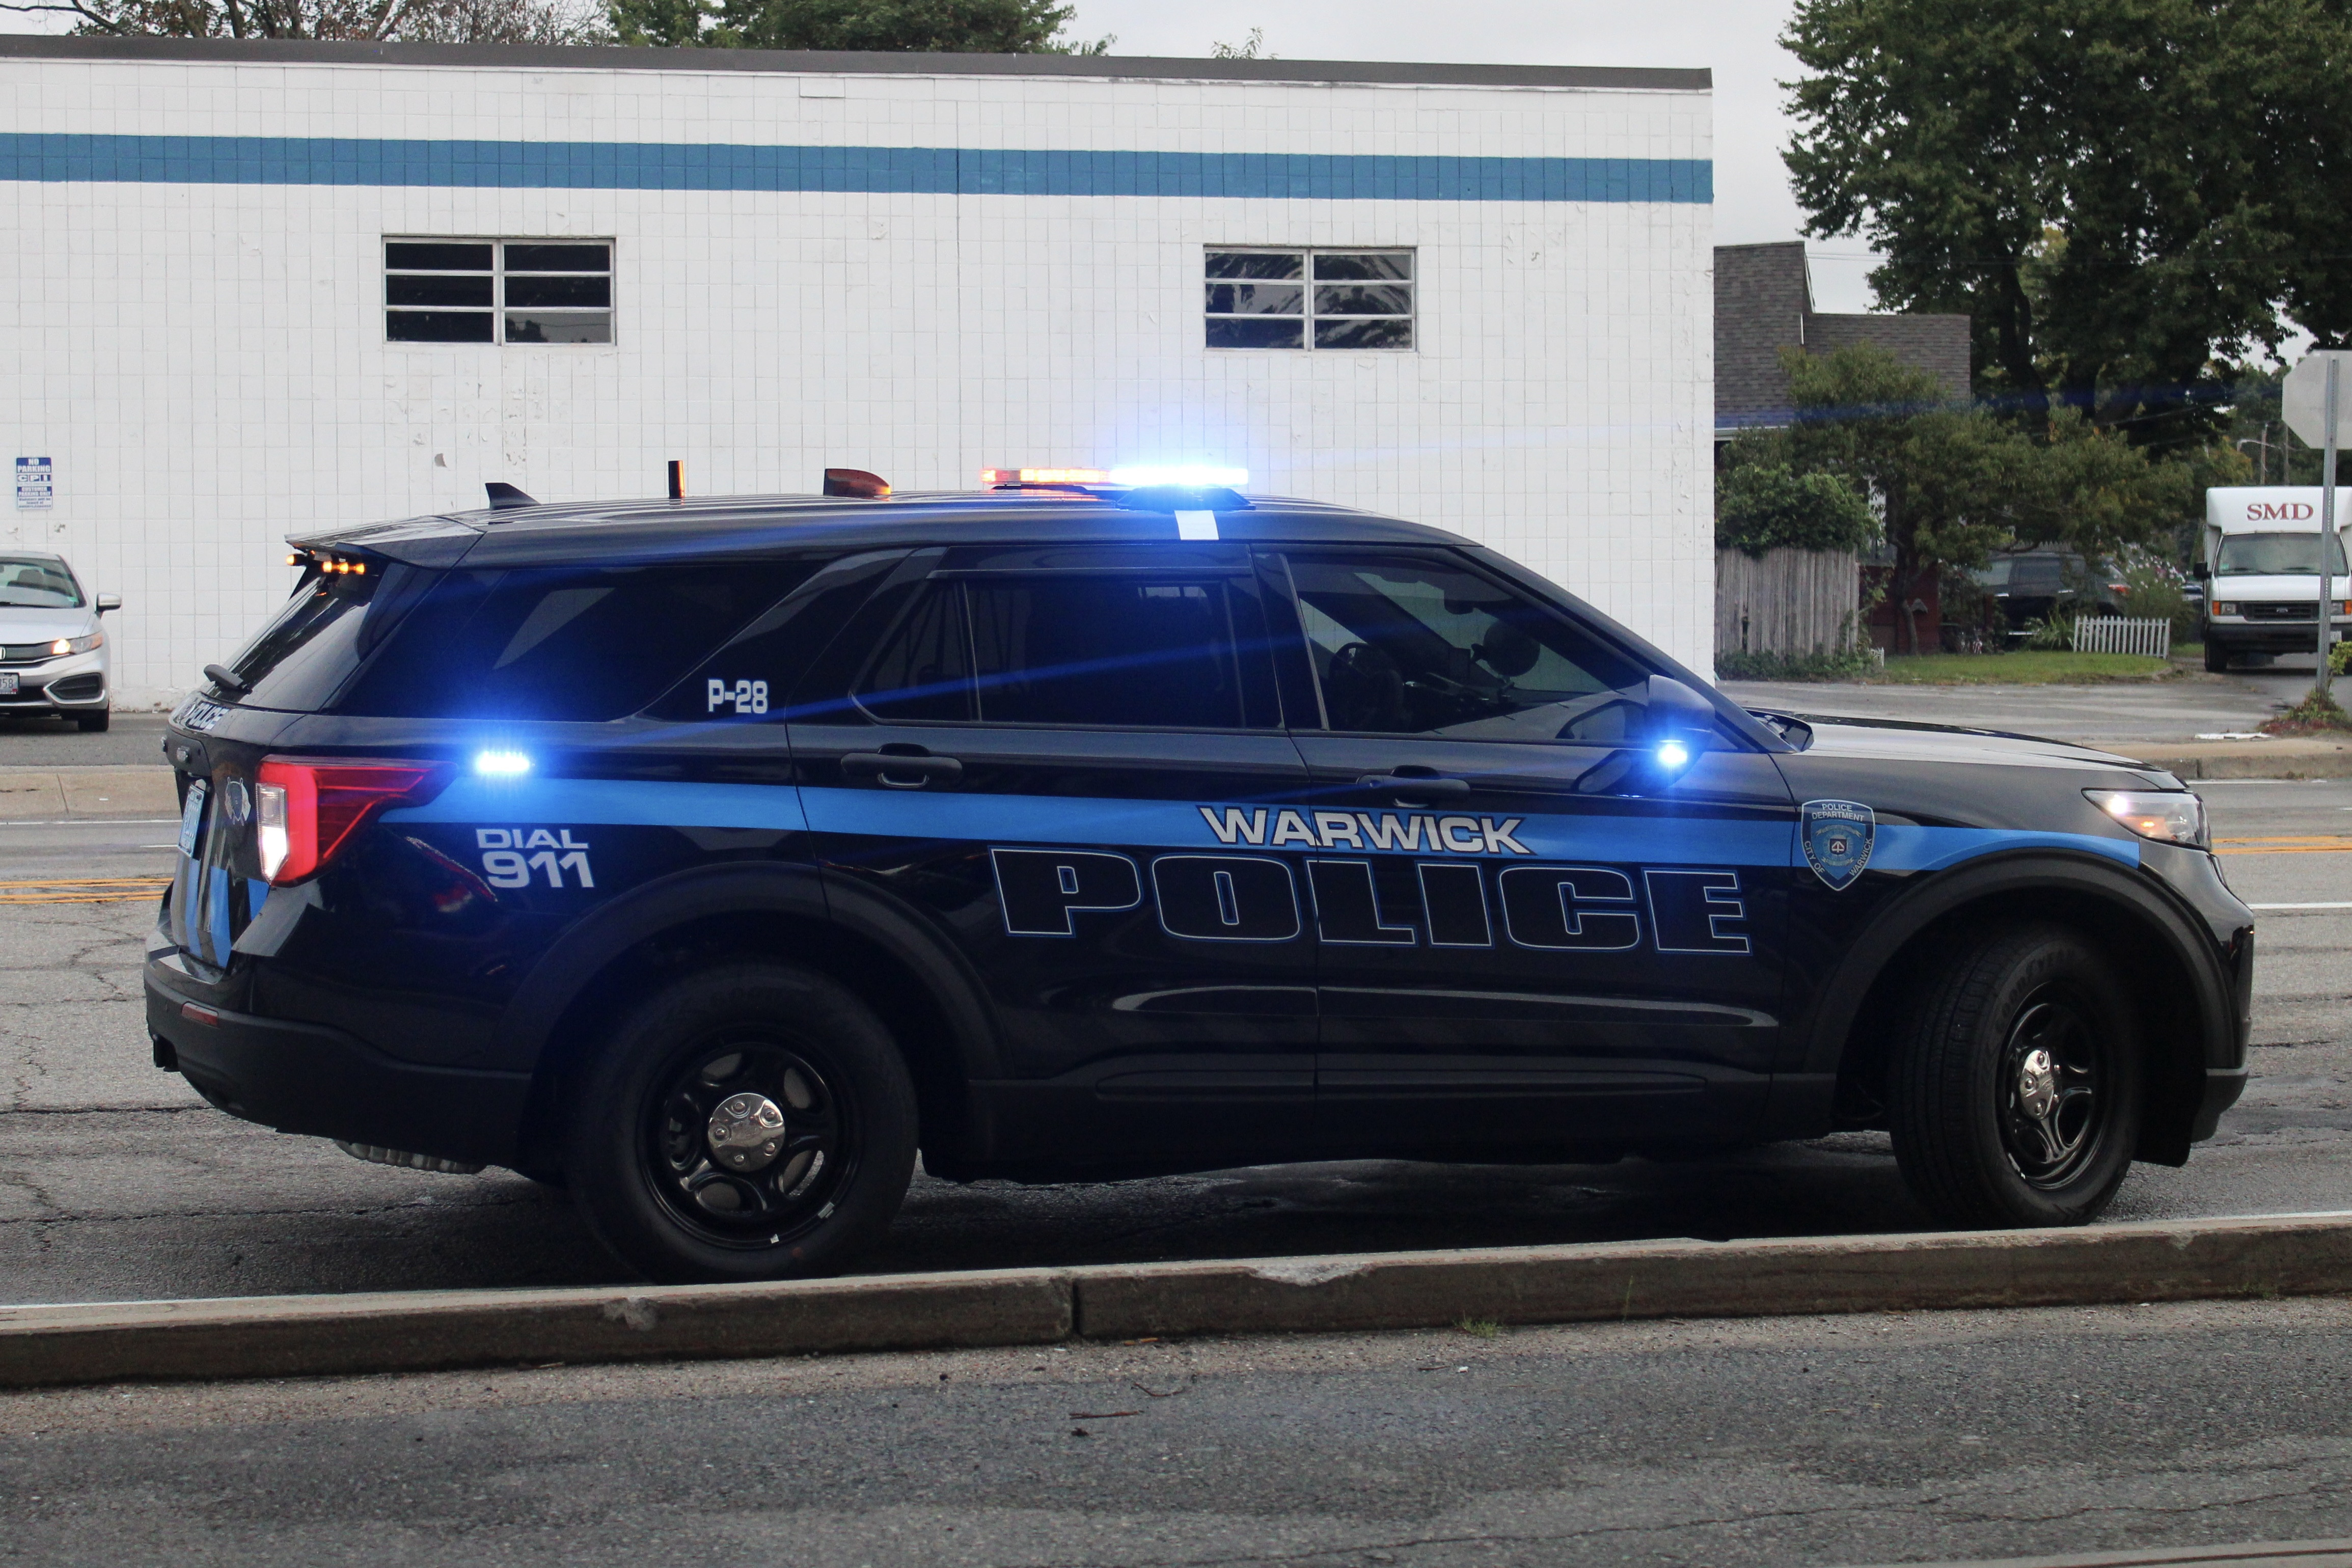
[565,962,918,1283]
[1888,924,2141,1229]
[2203,642,2229,673]
[75,707,109,732]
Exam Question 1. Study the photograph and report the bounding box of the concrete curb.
[2129,738,2352,780]
[3,1214,2348,1389]
[1850,1537,2352,1568]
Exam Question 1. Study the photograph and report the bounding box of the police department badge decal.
[1801,800,1875,891]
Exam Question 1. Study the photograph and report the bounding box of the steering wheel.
[1325,641,1408,731]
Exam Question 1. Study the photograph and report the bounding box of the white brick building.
[0,38,1714,703]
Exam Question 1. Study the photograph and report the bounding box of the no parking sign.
[14,457,51,509]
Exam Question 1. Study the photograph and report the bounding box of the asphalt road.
[0,779,2344,1306]
[1720,663,2314,744]
[0,710,169,768]
[3,1298,2350,1566]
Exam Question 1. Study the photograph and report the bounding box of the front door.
[789,542,1320,1168]
[1266,547,1795,1153]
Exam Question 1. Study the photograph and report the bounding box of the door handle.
[841,750,964,789]
[1355,771,1470,804]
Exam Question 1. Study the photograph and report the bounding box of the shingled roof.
[1716,241,1970,434]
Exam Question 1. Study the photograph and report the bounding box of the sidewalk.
[0,765,178,820]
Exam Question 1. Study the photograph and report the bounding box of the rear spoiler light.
[255,759,450,885]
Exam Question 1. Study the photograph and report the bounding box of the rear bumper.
[146,965,530,1167]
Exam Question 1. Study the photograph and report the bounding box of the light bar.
[1109,465,1248,488]
[980,467,1111,485]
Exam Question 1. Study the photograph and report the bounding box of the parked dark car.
[1972,552,2130,639]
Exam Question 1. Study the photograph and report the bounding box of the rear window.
[226,563,438,712]
[332,563,813,721]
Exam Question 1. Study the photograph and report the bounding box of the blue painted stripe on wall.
[0,133,1711,202]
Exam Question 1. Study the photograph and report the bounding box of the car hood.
[1766,711,2171,777]
[0,607,94,643]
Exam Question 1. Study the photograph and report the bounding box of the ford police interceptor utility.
[145,474,2255,1283]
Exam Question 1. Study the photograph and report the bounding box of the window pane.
[0,557,82,608]
[1206,251,1304,280]
[504,243,611,272]
[856,583,973,722]
[1285,552,1647,740]
[388,310,495,343]
[504,274,612,309]
[1314,283,1413,316]
[1314,252,1412,281]
[387,273,494,307]
[1206,317,1305,349]
[385,241,492,271]
[968,576,1245,729]
[336,564,806,721]
[1205,282,1303,316]
[505,312,613,344]
[1313,317,1413,350]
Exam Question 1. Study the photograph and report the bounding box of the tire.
[564,961,918,1283]
[2203,642,2229,674]
[75,708,110,732]
[1888,924,2141,1229]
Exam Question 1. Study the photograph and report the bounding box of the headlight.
[46,632,101,656]
[2085,789,2207,848]
[2209,602,2238,616]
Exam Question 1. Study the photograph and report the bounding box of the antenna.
[667,460,684,500]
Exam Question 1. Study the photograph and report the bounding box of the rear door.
[1267,546,1796,1152]
[789,542,1320,1168]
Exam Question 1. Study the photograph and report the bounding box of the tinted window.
[852,574,1263,729]
[335,564,805,721]
[225,563,444,713]
[854,582,973,722]
[1283,552,1649,741]
[645,552,895,723]
[2217,532,2351,576]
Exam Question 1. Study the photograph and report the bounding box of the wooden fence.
[1715,547,1861,657]
[2071,616,2171,657]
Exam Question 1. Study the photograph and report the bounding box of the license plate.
[177,780,208,857]
[0,673,16,695]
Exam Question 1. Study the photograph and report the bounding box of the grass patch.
[1862,650,2173,685]
[1454,1316,1503,1339]
[1715,647,1879,682]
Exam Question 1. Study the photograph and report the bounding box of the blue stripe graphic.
[0,133,1711,202]
[384,779,2138,873]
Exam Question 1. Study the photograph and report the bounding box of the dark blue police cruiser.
[146,474,2254,1282]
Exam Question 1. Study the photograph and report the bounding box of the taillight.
[253,759,449,885]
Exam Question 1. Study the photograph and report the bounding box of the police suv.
[146,478,2254,1283]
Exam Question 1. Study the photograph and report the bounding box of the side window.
[854,582,974,722]
[333,562,808,721]
[967,574,1258,730]
[1282,552,1652,742]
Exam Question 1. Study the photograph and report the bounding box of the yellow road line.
[0,876,172,889]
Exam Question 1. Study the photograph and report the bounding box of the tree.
[1714,452,1877,558]
[1781,0,2341,451]
[610,0,1110,50]
[1773,343,2190,652]
[14,0,603,40]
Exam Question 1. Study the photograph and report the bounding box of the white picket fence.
[2071,616,2171,657]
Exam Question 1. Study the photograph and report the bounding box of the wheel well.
[1829,888,2207,1164]
[510,912,981,1174]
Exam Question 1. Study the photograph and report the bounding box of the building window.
[385,239,613,345]
[1205,250,1413,350]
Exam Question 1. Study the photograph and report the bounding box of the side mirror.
[2190,561,2210,582]
[95,594,121,614]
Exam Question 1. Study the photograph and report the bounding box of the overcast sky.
[2,0,1877,309]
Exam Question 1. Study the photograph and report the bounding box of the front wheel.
[565,962,919,1283]
[75,707,110,732]
[2203,642,2229,674]
[1888,924,2141,1229]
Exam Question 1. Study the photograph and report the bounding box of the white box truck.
[2199,487,2352,672]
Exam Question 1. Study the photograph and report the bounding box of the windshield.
[0,557,83,609]
[2216,532,2351,576]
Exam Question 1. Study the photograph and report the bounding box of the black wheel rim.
[641,1033,859,1250]
[1998,986,2109,1189]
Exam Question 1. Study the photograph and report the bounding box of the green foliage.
[1716,450,1877,558]
[2018,614,2073,651]
[607,0,1104,49]
[2113,547,2196,639]
[43,0,607,38]
[2262,685,2352,734]
[1715,646,1881,681]
[1211,26,1266,58]
[1781,0,2350,449]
